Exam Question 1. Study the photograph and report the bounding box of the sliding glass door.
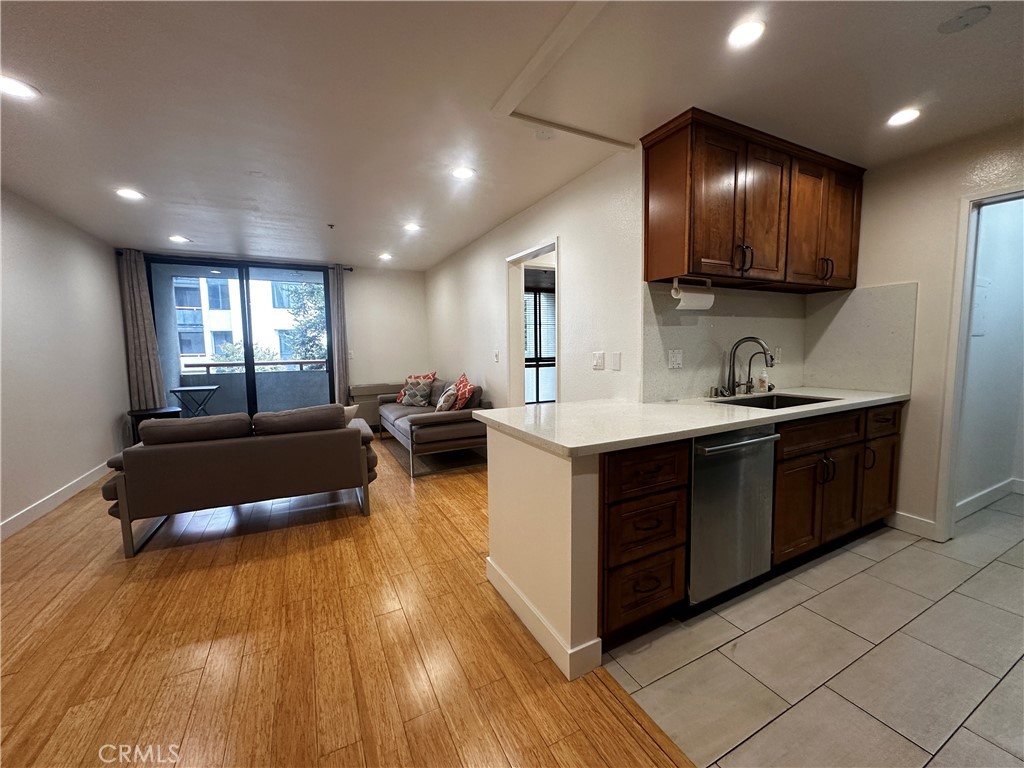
[149,258,333,416]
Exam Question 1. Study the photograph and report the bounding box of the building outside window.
[210,330,233,355]
[271,281,299,309]
[207,278,231,310]
[173,277,205,357]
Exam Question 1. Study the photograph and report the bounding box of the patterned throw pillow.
[453,373,475,410]
[401,377,433,407]
[396,371,435,402]
[435,384,458,412]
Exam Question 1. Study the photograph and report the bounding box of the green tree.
[211,340,280,372]
[283,283,328,370]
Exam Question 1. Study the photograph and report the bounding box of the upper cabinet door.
[786,157,829,285]
[691,125,746,277]
[823,171,861,288]
[742,143,790,282]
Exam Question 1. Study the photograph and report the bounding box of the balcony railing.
[183,359,328,374]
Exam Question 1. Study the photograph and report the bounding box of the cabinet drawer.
[604,547,686,634]
[606,489,687,567]
[603,442,690,502]
[865,403,903,439]
[776,410,865,460]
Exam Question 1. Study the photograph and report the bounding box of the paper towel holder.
[671,277,715,310]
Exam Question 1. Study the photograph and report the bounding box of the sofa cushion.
[465,386,483,410]
[429,378,450,406]
[344,404,359,424]
[140,412,253,445]
[253,404,347,436]
[401,377,432,407]
[101,476,119,501]
[435,384,458,412]
[412,420,487,444]
[396,371,435,402]
[380,403,433,426]
[454,373,475,410]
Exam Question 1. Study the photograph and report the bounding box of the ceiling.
[2,2,1021,270]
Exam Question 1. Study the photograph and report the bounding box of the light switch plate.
[493,350,500,363]
[610,352,621,371]
[668,349,684,369]
[592,351,605,370]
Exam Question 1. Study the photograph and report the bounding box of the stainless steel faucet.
[723,337,775,396]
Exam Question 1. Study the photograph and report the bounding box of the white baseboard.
[887,509,940,541]
[1,462,109,540]
[955,478,1021,522]
[486,556,602,680]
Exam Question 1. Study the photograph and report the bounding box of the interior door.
[742,142,790,281]
[691,125,746,277]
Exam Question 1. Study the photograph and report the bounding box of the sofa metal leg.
[408,443,416,479]
[120,512,136,558]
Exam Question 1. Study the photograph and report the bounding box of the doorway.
[148,257,334,416]
[948,193,1023,523]
[506,240,558,407]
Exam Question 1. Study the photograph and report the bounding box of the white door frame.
[506,238,559,407]
[935,185,1023,540]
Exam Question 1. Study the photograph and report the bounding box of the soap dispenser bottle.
[756,367,770,393]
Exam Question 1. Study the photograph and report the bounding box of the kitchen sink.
[712,394,838,409]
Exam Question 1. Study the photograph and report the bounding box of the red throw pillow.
[454,372,475,410]
[397,371,436,402]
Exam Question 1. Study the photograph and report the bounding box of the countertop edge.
[473,391,910,459]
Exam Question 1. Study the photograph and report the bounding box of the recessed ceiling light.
[728,20,766,48]
[379,252,393,261]
[169,235,192,243]
[403,222,422,232]
[0,76,41,100]
[450,166,476,179]
[887,108,921,126]
[116,188,146,200]
[210,270,221,274]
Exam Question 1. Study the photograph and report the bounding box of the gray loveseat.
[378,377,491,477]
[102,405,377,557]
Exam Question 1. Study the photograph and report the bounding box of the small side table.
[169,385,220,417]
[127,406,182,444]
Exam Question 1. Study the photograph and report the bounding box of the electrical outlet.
[609,352,621,371]
[668,349,684,369]
[592,351,605,370]
[347,349,354,360]
[773,346,782,365]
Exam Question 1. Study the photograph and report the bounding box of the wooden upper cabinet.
[742,143,789,282]
[691,125,746,277]
[642,108,864,292]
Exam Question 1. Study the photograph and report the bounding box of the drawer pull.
[633,517,663,532]
[633,576,662,594]
[865,446,877,470]
[633,463,665,480]
[873,416,894,424]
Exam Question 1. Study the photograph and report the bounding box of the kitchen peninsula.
[473,388,909,679]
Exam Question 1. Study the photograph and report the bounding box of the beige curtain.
[329,264,351,404]
[117,249,166,410]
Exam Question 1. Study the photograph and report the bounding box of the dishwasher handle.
[696,433,780,456]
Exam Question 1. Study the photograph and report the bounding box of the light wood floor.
[1,438,695,768]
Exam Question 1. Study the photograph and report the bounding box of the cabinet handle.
[633,575,662,594]
[633,517,663,532]
[817,457,829,484]
[874,416,894,425]
[817,257,829,280]
[744,245,755,273]
[827,455,837,482]
[735,244,747,271]
[824,258,835,281]
[634,464,665,480]
[865,446,877,470]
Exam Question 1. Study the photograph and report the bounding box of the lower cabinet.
[862,434,900,524]
[821,443,863,543]
[773,454,824,564]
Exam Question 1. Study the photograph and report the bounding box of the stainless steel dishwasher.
[689,424,779,605]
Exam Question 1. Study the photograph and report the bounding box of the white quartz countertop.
[472,388,909,458]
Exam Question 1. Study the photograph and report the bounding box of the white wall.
[642,286,806,401]
[344,266,431,385]
[426,150,644,407]
[857,122,1024,535]
[1,188,129,534]
[955,197,1024,510]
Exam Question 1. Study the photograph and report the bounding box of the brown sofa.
[378,377,491,477]
[102,406,377,557]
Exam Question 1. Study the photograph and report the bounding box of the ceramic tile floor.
[603,492,1024,768]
